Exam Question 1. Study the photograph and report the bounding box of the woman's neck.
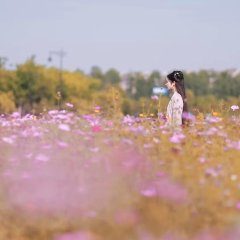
[172,88,177,93]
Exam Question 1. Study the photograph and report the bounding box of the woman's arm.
[171,95,183,125]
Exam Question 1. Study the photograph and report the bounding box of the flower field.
[0,107,240,240]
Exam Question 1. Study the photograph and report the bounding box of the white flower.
[231,105,239,111]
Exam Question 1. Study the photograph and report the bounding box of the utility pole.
[48,50,67,110]
[48,49,67,93]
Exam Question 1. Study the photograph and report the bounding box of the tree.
[0,57,7,69]
[212,71,240,99]
[90,66,104,80]
[13,57,53,113]
[148,70,161,86]
[104,68,121,86]
[184,70,211,96]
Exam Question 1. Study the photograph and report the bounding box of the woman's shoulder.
[172,92,182,100]
[172,92,183,104]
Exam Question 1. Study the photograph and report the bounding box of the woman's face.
[165,78,175,90]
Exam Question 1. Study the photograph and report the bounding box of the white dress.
[166,91,183,127]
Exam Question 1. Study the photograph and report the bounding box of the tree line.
[0,56,239,115]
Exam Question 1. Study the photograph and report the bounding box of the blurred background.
[0,0,240,115]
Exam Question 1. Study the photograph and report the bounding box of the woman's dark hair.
[167,70,188,125]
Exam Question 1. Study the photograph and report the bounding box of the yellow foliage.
[63,71,101,100]
[0,91,16,113]
[91,86,124,118]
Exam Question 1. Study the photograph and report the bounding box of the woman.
[165,70,188,127]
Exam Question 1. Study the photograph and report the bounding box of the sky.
[0,0,240,74]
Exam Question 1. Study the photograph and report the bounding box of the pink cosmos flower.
[199,156,207,164]
[65,102,74,108]
[57,141,69,148]
[205,167,220,178]
[236,201,240,210]
[11,112,21,118]
[89,147,99,152]
[48,110,59,115]
[122,115,135,125]
[91,125,101,132]
[182,111,196,121]
[58,123,71,131]
[2,143,151,217]
[151,95,159,101]
[115,209,139,226]
[54,231,97,240]
[94,106,101,113]
[95,106,101,110]
[140,174,188,204]
[106,121,113,127]
[169,133,185,143]
[205,116,222,123]
[35,154,49,162]
[140,186,157,197]
[2,136,15,144]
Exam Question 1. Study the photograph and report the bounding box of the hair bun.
[174,71,183,81]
